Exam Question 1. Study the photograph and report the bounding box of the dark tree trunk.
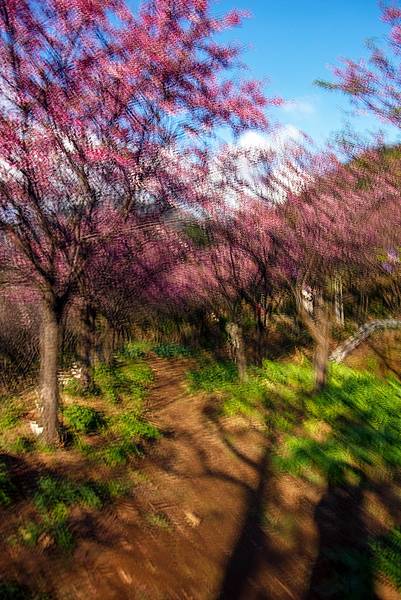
[39,295,63,445]
[79,304,96,390]
[313,297,331,392]
[102,318,115,366]
[226,321,247,381]
[254,305,264,365]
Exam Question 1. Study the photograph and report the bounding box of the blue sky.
[213,0,401,146]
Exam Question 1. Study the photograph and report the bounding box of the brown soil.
[0,357,400,599]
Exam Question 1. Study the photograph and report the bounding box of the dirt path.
[4,357,396,599]
[52,356,317,600]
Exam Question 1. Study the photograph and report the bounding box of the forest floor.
[0,355,400,599]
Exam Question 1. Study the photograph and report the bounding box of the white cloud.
[235,125,310,203]
[238,124,303,151]
[281,98,316,115]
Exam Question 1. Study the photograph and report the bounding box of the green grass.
[93,359,154,405]
[274,363,401,485]
[120,340,152,360]
[103,478,132,498]
[111,412,160,442]
[0,398,25,431]
[63,405,104,434]
[187,358,306,421]
[187,360,237,392]
[93,362,125,404]
[15,473,134,552]
[123,361,154,390]
[96,439,142,466]
[65,357,159,466]
[220,377,269,418]
[0,354,159,559]
[308,530,401,598]
[62,378,87,397]
[8,435,35,454]
[152,342,191,358]
[145,511,171,529]
[312,545,373,599]
[188,359,401,488]
[97,410,160,466]
[371,527,401,591]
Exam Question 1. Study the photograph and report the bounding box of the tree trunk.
[79,304,96,390]
[256,311,264,365]
[103,321,115,366]
[334,276,344,326]
[295,286,331,392]
[96,316,114,365]
[313,298,331,392]
[39,295,63,445]
[226,321,247,381]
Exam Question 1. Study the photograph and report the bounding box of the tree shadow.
[305,476,377,600]
[0,579,51,600]
[149,403,287,600]
[216,442,276,600]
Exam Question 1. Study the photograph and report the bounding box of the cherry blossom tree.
[158,232,257,379]
[279,146,401,389]
[210,139,401,389]
[318,2,401,129]
[76,208,190,380]
[0,0,277,443]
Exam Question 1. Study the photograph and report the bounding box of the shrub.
[17,473,132,553]
[75,483,103,510]
[31,475,111,551]
[153,342,191,358]
[145,511,171,529]
[63,405,104,434]
[34,477,78,512]
[102,479,132,499]
[34,476,105,512]
[41,502,74,552]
